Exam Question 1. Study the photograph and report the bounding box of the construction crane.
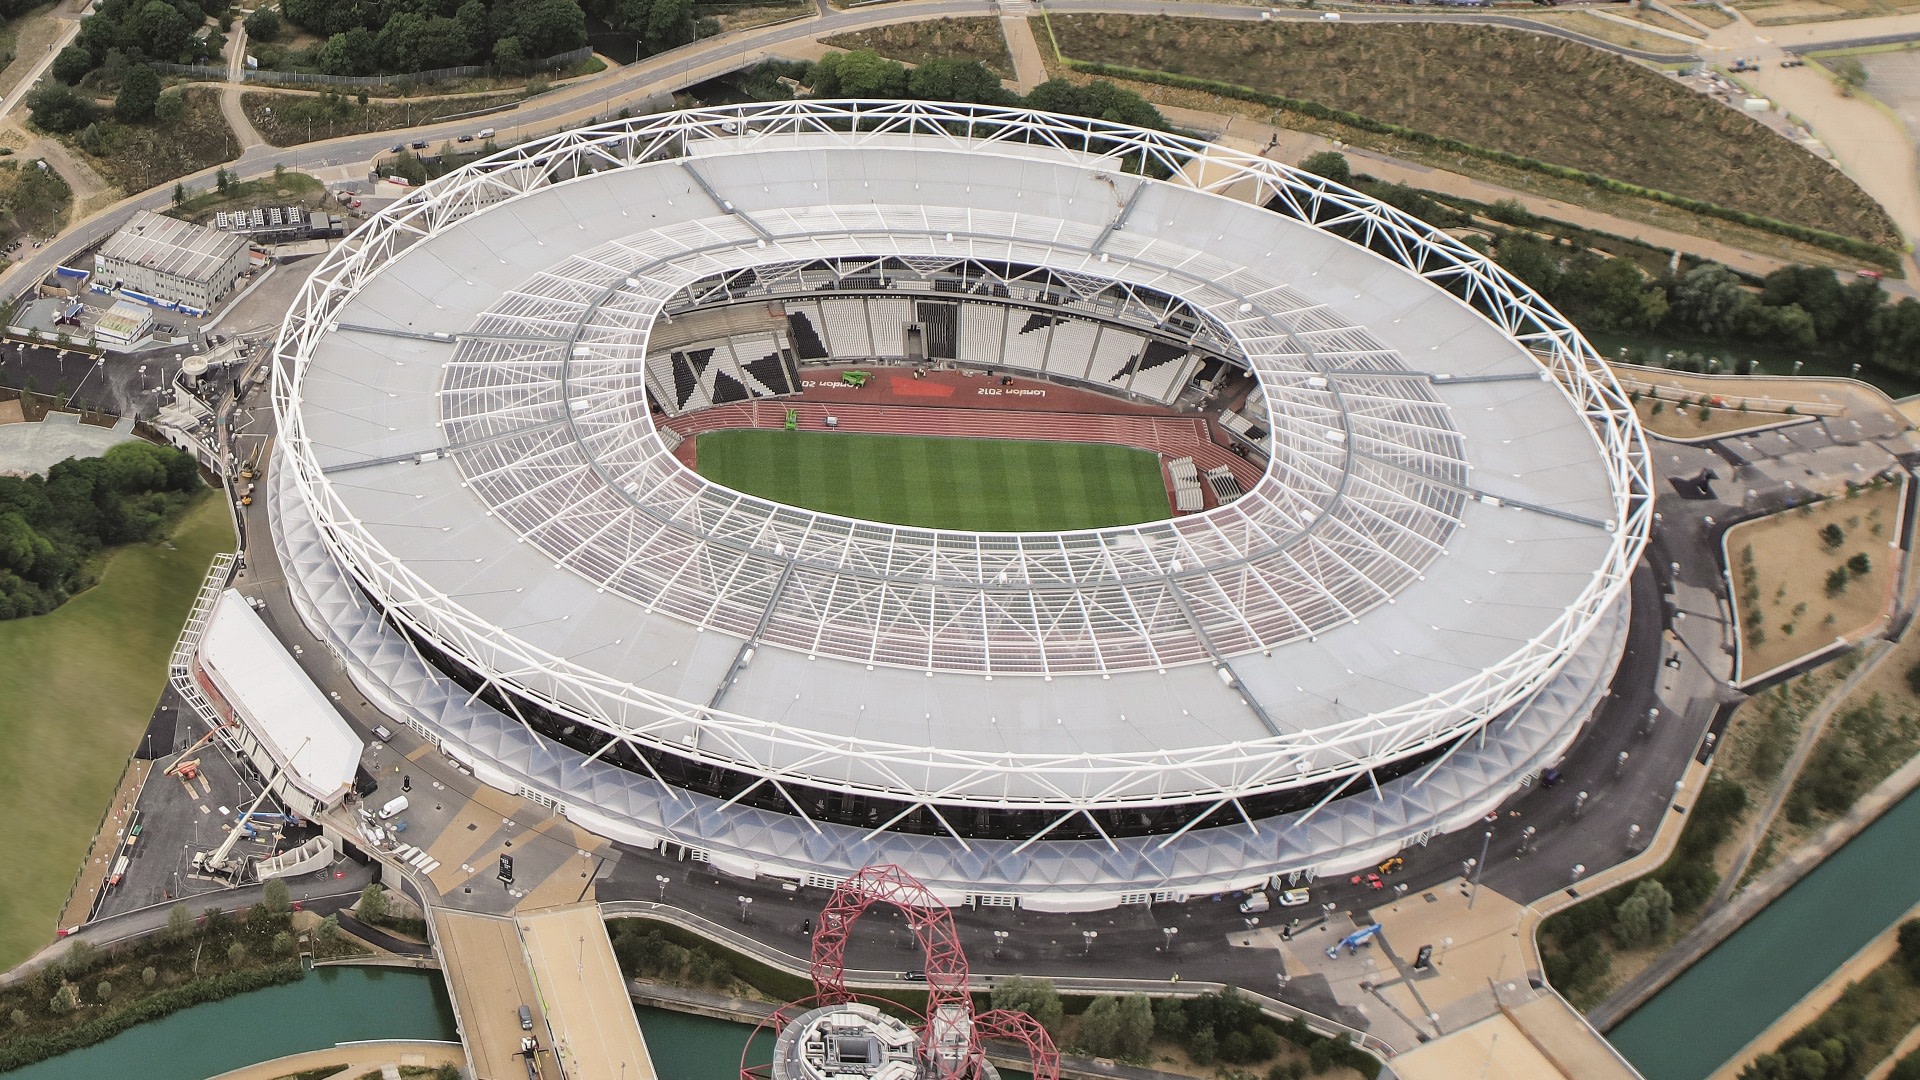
[164,723,232,777]
[194,737,309,881]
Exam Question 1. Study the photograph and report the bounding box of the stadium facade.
[270,102,1650,909]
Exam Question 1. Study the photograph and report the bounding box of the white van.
[378,795,410,820]
[1239,891,1271,914]
[476,128,495,140]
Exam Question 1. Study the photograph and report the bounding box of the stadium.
[270,101,1651,908]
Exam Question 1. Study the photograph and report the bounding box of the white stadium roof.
[275,103,1648,818]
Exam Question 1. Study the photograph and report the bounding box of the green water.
[4,966,455,1080]
[1608,787,1920,1080]
[634,1005,1037,1080]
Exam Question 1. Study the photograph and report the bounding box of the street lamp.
[1469,829,1491,909]
[1571,864,1587,884]
[992,930,1008,958]
[1082,930,1097,955]
[737,895,752,923]
[1162,926,1179,955]
[654,874,669,901]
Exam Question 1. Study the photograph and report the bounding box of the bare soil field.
[1515,10,1698,50]
[1728,481,1903,679]
[1634,396,1806,439]
[824,17,1016,79]
[1737,0,1920,23]
[1046,16,1901,246]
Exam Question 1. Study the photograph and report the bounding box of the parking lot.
[92,690,374,922]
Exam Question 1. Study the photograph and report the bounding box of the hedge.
[1056,58,1903,269]
[0,963,305,1072]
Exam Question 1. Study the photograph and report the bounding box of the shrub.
[226,942,246,967]
[1822,523,1846,550]
[25,84,97,134]
[140,967,156,987]
[1848,552,1872,576]
[1827,567,1850,596]
[1298,150,1352,187]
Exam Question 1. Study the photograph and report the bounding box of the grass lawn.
[695,431,1170,531]
[1045,16,1899,246]
[0,494,232,970]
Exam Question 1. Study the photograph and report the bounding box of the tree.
[1298,150,1352,187]
[1078,995,1120,1056]
[171,182,185,206]
[244,6,280,42]
[515,0,588,58]
[140,966,157,986]
[26,84,98,134]
[52,45,95,84]
[1633,880,1673,938]
[49,983,78,1014]
[1671,263,1755,338]
[94,979,112,1001]
[811,49,907,98]
[227,941,247,966]
[64,939,99,975]
[1899,919,1920,983]
[989,975,1062,1035]
[8,1009,23,1027]
[643,0,695,52]
[135,0,194,62]
[116,63,160,122]
[318,914,341,946]
[1893,1048,1920,1080]
[1114,994,1154,1058]
[167,903,194,941]
[1834,56,1868,96]
[1495,233,1562,297]
[1826,566,1850,596]
[1848,552,1872,576]
[1614,893,1651,947]
[906,57,1006,105]
[272,931,295,955]
[1821,522,1845,550]
[263,876,291,914]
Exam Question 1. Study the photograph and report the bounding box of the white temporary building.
[194,589,362,816]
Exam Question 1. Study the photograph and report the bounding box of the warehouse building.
[94,210,250,313]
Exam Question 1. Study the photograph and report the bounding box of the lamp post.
[654,874,669,900]
[992,930,1008,959]
[1082,930,1097,955]
[737,895,752,924]
[1162,926,1178,955]
[1469,828,1491,910]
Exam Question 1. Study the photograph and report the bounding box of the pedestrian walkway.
[1000,12,1049,91]
[201,1040,463,1080]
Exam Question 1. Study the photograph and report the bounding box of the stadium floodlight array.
[272,102,1649,885]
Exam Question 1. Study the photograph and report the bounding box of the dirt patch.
[1736,0,1920,22]
[1634,395,1811,439]
[0,400,23,425]
[1045,15,1900,246]
[824,17,1017,79]
[1623,7,1708,37]
[1727,480,1903,680]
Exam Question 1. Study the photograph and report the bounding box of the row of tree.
[54,0,223,82]
[0,440,201,619]
[989,978,1374,1075]
[1300,150,1920,380]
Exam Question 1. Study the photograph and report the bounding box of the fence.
[153,62,229,80]
[240,45,594,89]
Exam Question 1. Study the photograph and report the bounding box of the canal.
[1608,785,1920,1080]
[6,966,455,1080]
[1,968,1047,1080]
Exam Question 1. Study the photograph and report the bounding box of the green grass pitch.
[695,430,1173,532]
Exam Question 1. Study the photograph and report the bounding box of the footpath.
[202,1040,464,1080]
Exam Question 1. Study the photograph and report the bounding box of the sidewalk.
[202,1040,463,1080]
